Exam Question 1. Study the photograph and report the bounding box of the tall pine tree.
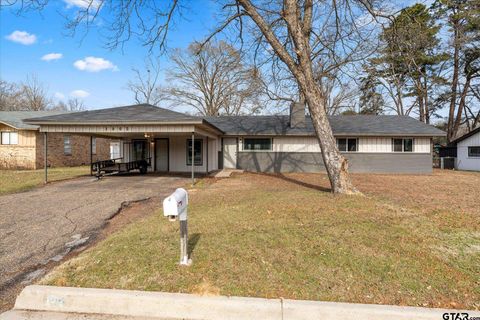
[375,4,447,123]
[359,70,385,115]
[433,0,480,140]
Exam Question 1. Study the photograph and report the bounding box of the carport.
[25,104,224,184]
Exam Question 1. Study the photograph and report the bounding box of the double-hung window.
[337,138,357,152]
[92,137,97,155]
[1,132,18,145]
[243,138,272,151]
[392,138,413,152]
[64,135,72,155]
[186,139,203,166]
[468,146,480,157]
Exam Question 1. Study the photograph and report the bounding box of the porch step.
[211,169,244,178]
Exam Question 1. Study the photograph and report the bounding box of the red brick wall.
[35,133,111,169]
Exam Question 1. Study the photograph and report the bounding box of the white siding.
[168,136,207,173]
[414,138,431,153]
[358,137,392,153]
[359,137,430,153]
[456,132,480,171]
[262,136,431,153]
[121,136,218,173]
[271,137,321,152]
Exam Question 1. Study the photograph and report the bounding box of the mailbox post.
[163,188,191,266]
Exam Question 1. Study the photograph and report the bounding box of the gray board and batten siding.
[236,152,433,174]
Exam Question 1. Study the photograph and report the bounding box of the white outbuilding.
[452,127,480,171]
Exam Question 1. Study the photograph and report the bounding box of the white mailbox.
[163,188,191,266]
[163,188,188,221]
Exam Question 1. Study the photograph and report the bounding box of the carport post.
[90,135,93,176]
[191,132,195,185]
[44,132,48,184]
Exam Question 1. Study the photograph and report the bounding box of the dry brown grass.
[42,170,480,309]
[0,166,90,195]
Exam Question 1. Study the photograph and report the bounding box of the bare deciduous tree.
[53,98,86,112]
[0,76,52,111]
[313,64,359,115]
[214,0,377,193]
[161,41,263,116]
[0,80,22,111]
[20,75,52,110]
[127,58,164,106]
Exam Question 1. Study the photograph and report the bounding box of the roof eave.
[334,132,446,137]
[220,132,446,137]
[24,120,205,126]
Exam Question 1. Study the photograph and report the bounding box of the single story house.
[24,103,445,177]
[0,111,110,169]
[450,127,480,171]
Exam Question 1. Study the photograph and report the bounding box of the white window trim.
[186,138,203,166]
[240,137,273,152]
[392,137,415,153]
[92,137,97,155]
[467,146,480,158]
[336,137,358,152]
[64,135,72,155]
[1,131,18,145]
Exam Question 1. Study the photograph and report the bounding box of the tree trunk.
[418,95,425,123]
[453,75,471,137]
[416,75,426,123]
[423,74,430,124]
[300,77,358,194]
[237,0,359,194]
[396,84,404,115]
[447,19,460,141]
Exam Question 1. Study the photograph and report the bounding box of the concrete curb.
[8,285,480,320]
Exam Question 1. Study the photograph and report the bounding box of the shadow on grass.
[188,233,201,257]
[267,173,332,193]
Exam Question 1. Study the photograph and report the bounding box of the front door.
[155,139,169,172]
[223,138,237,169]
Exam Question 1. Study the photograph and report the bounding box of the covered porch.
[25,104,224,184]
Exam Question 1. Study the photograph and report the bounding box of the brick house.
[0,111,110,170]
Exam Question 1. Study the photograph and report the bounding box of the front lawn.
[41,170,480,309]
[0,166,90,195]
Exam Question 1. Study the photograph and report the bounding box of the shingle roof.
[26,104,202,124]
[0,111,68,130]
[205,115,446,137]
[23,104,446,137]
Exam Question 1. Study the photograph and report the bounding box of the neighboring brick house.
[0,111,110,170]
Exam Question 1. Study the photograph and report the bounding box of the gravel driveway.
[0,174,188,293]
